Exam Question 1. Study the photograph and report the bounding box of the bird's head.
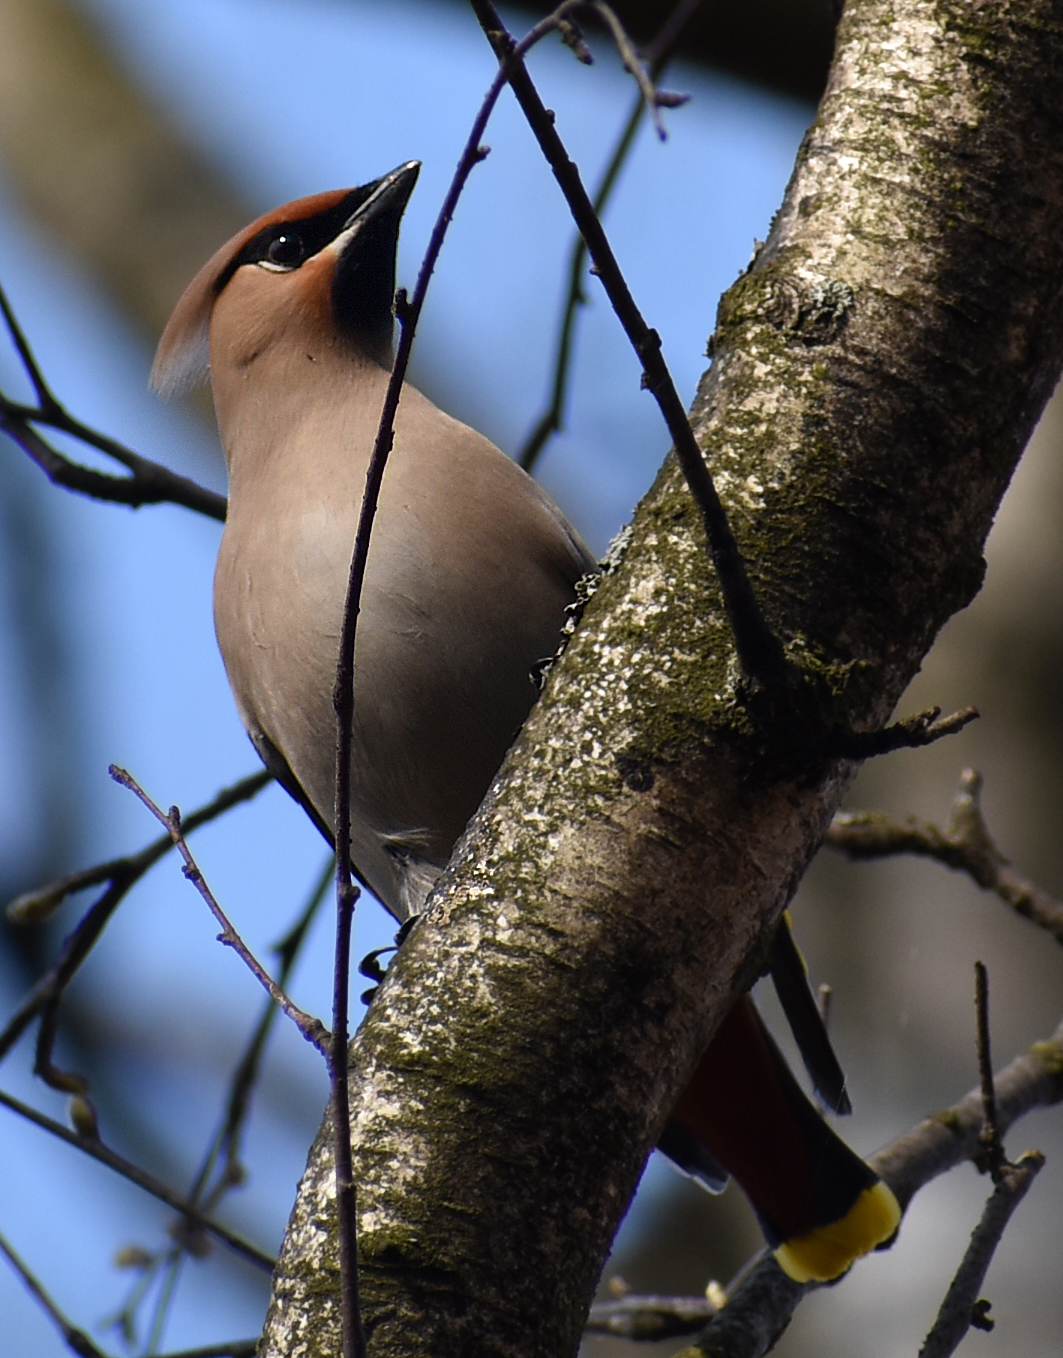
[150,161,420,398]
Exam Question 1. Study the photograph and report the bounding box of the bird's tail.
[660,994,900,1283]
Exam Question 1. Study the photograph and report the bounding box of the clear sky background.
[1,3,1061,1356]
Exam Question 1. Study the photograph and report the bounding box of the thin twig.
[0,408,227,520]
[870,1019,1063,1208]
[5,769,271,927]
[827,705,978,759]
[519,0,702,472]
[918,1152,1044,1358]
[827,769,1063,948]
[327,874,363,1358]
[192,854,333,1205]
[128,858,331,1348]
[327,17,582,1356]
[582,1,689,139]
[470,0,785,687]
[914,963,1043,1358]
[641,0,706,66]
[585,1291,719,1339]
[518,92,642,472]
[0,279,55,407]
[974,961,1005,1180]
[0,1227,107,1357]
[109,765,328,1053]
[146,1258,184,1356]
[0,282,226,520]
[0,771,272,1074]
[0,1087,274,1270]
[0,1241,257,1358]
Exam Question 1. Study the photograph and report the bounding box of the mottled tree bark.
[260,2,1063,1355]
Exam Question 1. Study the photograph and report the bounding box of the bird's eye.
[266,232,305,267]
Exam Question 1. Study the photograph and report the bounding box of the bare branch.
[827,705,978,759]
[325,877,363,1358]
[641,0,708,65]
[872,1022,1063,1207]
[257,1,1063,1348]
[518,92,642,472]
[585,1291,719,1339]
[0,410,226,519]
[973,961,1005,1180]
[0,1087,274,1271]
[0,771,271,1079]
[1,1227,259,1358]
[0,277,57,408]
[191,855,333,1207]
[0,281,226,520]
[663,1257,800,1358]
[109,765,328,1054]
[911,963,1046,1358]
[918,1152,1044,1358]
[6,769,270,927]
[327,15,591,1352]
[0,1227,107,1357]
[519,0,701,472]
[581,1,689,139]
[827,770,1063,948]
[119,859,331,1347]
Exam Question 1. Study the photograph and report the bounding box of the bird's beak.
[340,161,421,236]
[329,160,420,362]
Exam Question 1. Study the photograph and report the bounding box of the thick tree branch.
[259,2,1063,1354]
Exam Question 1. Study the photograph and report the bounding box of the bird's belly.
[213,502,554,914]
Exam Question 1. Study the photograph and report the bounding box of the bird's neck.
[215,345,393,504]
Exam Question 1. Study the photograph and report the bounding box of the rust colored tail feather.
[660,995,899,1282]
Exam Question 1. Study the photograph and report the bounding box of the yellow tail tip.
[773,1181,901,1283]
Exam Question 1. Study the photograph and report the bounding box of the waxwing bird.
[152,162,899,1281]
[152,163,593,918]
